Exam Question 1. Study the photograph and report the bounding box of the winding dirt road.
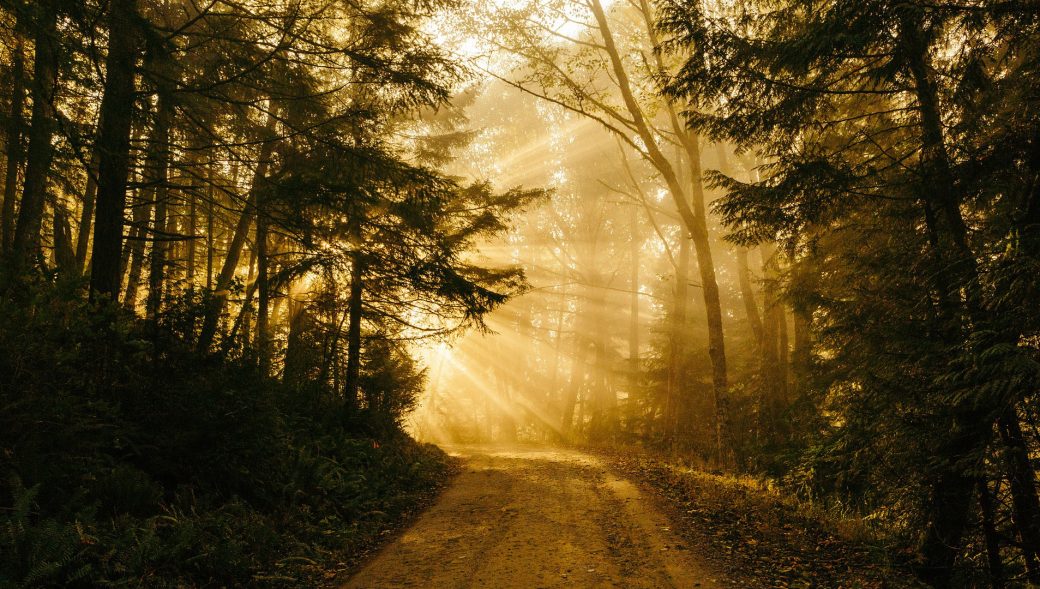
[343,445,722,589]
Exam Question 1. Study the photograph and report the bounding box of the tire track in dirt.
[342,445,724,588]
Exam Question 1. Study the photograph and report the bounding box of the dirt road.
[343,445,723,589]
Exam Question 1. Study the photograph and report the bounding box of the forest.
[0,0,1037,587]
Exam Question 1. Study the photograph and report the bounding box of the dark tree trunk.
[186,174,197,291]
[75,149,99,275]
[978,477,1006,589]
[997,408,1040,584]
[10,0,59,272]
[122,117,160,309]
[197,128,275,351]
[89,0,139,300]
[1,35,26,255]
[899,12,994,584]
[344,253,364,407]
[917,418,991,588]
[52,204,75,276]
[206,165,214,290]
[145,84,174,320]
[590,0,732,462]
[255,202,270,376]
[736,247,764,347]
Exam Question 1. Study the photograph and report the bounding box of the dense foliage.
[656,0,1040,585]
[0,285,455,587]
[0,0,531,586]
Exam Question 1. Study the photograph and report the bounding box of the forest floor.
[342,444,925,589]
[341,444,722,588]
[598,448,925,588]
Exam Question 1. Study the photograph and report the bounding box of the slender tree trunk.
[122,120,160,309]
[630,0,734,461]
[665,233,691,443]
[1,36,26,255]
[737,247,764,347]
[186,176,197,291]
[561,291,588,438]
[145,81,174,320]
[206,165,214,290]
[685,138,734,464]
[52,204,75,276]
[255,202,270,376]
[978,477,1005,589]
[628,215,640,412]
[75,149,99,275]
[760,246,788,432]
[344,253,364,407]
[122,206,153,308]
[89,0,139,299]
[197,122,275,350]
[997,408,1040,584]
[791,257,813,380]
[10,0,59,272]
[240,247,257,350]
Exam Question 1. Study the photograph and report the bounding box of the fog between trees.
[0,0,1038,586]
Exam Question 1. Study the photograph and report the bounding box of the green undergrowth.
[598,447,924,589]
[0,287,456,588]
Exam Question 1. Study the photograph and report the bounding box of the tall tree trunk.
[186,176,197,291]
[628,215,640,412]
[898,12,992,584]
[74,149,99,275]
[1,35,26,255]
[52,204,75,276]
[344,253,364,407]
[206,165,214,290]
[665,232,691,443]
[760,246,788,435]
[997,408,1040,584]
[561,289,589,438]
[255,202,270,376]
[197,121,275,350]
[145,77,174,321]
[629,0,734,462]
[683,135,733,464]
[737,247,764,348]
[122,118,160,309]
[89,0,139,300]
[978,477,1005,589]
[10,0,59,273]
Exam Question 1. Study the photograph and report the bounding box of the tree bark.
[89,0,139,300]
[10,0,59,273]
[590,0,732,463]
[737,247,764,348]
[628,214,640,409]
[122,118,161,310]
[74,149,99,275]
[1,35,26,255]
[197,118,276,350]
[143,49,180,321]
[665,232,690,443]
[255,200,270,376]
[344,253,364,407]
[898,12,994,584]
[52,204,75,276]
[978,477,1005,589]
[997,408,1040,584]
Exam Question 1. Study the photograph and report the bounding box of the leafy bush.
[0,286,454,587]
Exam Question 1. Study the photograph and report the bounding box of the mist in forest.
[0,0,1038,587]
